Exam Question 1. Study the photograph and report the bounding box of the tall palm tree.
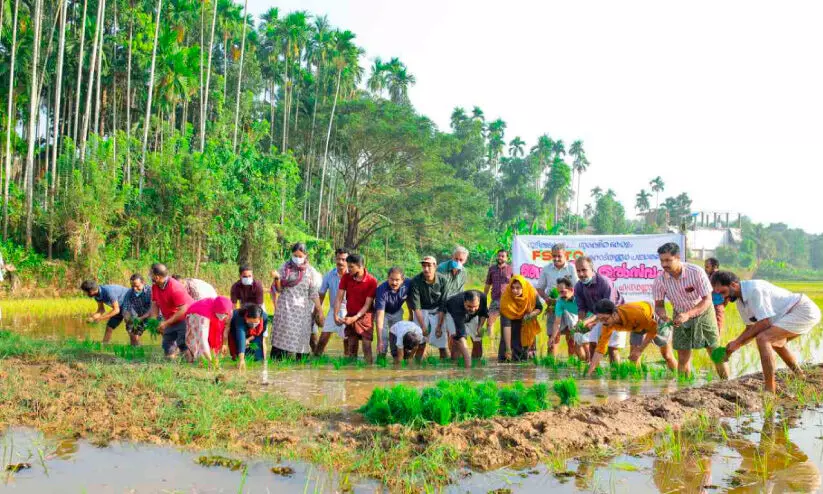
[367,56,385,96]
[140,0,164,193]
[50,0,69,202]
[591,186,603,201]
[568,140,588,232]
[583,203,594,218]
[71,0,89,146]
[508,136,525,158]
[650,176,665,209]
[449,107,468,129]
[530,134,553,191]
[316,29,360,236]
[635,190,651,213]
[278,10,310,152]
[384,57,415,105]
[551,139,566,159]
[3,0,20,240]
[231,0,250,153]
[199,0,219,152]
[24,0,44,248]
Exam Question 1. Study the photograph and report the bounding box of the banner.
[512,234,686,302]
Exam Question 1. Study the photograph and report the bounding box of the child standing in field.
[705,257,727,334]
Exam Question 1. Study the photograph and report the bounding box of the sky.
[248,0,823,233]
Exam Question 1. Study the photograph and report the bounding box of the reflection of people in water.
[652,450,713,494]
[651,415,822,494]
[724,416,821,494]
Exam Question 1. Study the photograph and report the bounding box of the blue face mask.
[449,260,464,271]
[582,275,595,285]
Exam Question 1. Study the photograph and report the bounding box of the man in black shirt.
[437,290,488,368]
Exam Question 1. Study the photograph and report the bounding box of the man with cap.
[409,255,450,359]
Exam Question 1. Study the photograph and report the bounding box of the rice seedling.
[655,426,685,462]
[553,378,579,406]
[357,379,556,426]
[710,346,727,364]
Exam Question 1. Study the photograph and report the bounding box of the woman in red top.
[185,296,233,365]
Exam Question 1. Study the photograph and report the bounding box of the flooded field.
[4,406,823,493]
[1,281,822,492]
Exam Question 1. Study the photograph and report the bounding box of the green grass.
[357,379,560,426]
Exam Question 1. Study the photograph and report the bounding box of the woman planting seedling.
[712,271,821,393]
[498,275,543,361]
[584,299,678,376]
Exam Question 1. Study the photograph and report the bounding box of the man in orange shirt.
[584,299,677,375]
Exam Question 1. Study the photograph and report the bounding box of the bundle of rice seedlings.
[553,377,579,406]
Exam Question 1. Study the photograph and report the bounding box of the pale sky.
[248,0,823,233]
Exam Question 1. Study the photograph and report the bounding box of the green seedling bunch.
[553,377,579,406]
[358,379,563,426]
[710,346,728,364]
[549,287,560,299]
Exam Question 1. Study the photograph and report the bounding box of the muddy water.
[0,427,379,493]
[4,408,823,493]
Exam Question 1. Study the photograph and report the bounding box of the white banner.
[512,234,686,302]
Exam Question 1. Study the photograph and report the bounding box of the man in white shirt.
[535,243,578,347]
[712,271,821,392]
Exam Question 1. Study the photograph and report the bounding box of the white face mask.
[292,256,305,266]
[241,276,253,286]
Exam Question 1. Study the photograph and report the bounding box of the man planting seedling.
[583,299,677,376]
[712,271,821,393]
[653,243,728,379]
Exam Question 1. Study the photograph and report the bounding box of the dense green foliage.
[0,0,817,283]
[357,379,555,426]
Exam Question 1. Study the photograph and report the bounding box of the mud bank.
[313,365,822,472]
[1,356,820,489]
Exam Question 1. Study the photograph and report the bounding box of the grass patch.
[357,379,559,426]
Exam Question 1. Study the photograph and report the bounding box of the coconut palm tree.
[316,29,361,236]
[24,0,44,248]
[231,0,250,153]
[3,0,20,239]
[551,138,566,159]
[568,140,588,232]
[140,0,164,193]
[508,136,525,158]
[530,134,553,191]
[650,176,665,209]
[635,189,651,213]
[591,186,603,201]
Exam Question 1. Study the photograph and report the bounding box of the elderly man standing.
[409,256,449,359]
[536,243,578,353]
[653,242,728,378]
[437,245,469,299]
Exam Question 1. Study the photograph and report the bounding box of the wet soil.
[2,355,820,485]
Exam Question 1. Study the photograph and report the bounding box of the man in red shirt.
[334,254,377,363]
[146,263,194,357]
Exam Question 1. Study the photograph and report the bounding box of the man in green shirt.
[409,256,450,359]
[436,245,468,299]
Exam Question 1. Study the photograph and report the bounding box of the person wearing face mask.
[230,264,267,359]
[573,256,626,365]
[228,303,266,369]
[437,290,488,368]
[374,266,411,358]
[269,243,324,360]
[184,296,234,365]
[121,274,153,346]
[498,276,543,361]
[712,271,819,392]
[437,245,469,299]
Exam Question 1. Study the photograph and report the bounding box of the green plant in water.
[553,377,579,406]
[195,455,246,471]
